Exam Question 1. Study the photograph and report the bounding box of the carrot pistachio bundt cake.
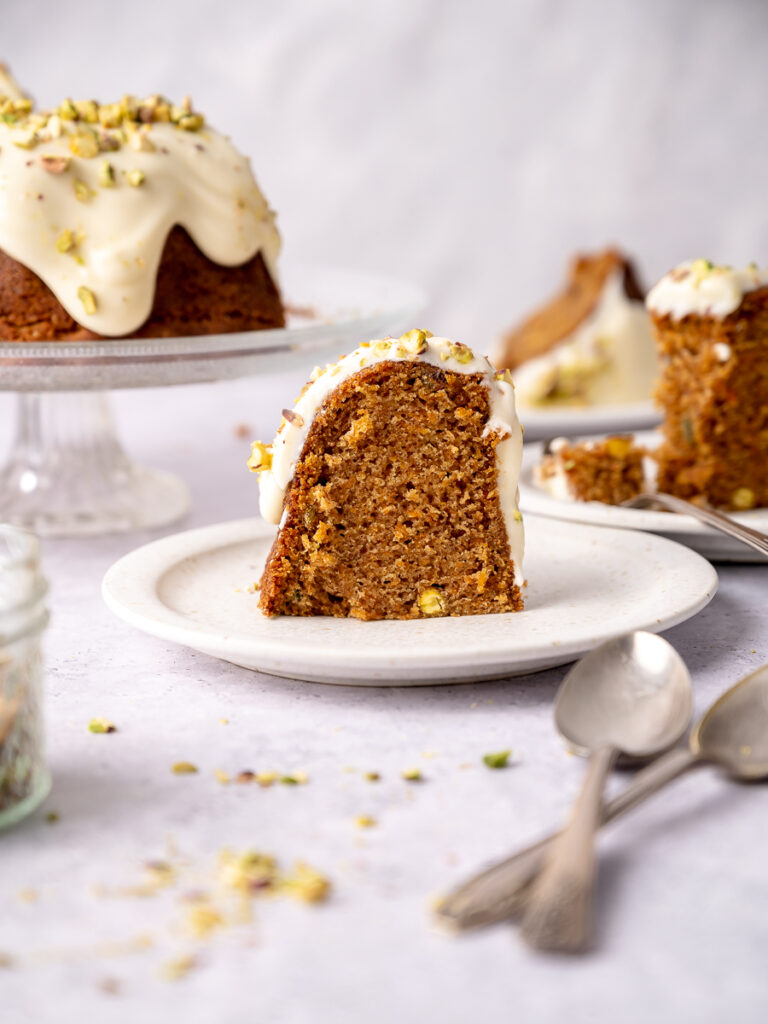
[0,92,283,340]
[248,331,525,620]
[647,260,768,510]
[497,248,657,407]
[536,435,649,505]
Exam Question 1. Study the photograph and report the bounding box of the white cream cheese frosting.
[511,269,657,407]
[0,94,280,336]
[249,332,525,583]
[647,260,768,320]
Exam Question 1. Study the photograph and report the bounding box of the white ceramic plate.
[517,399,660,442]
[102,516,717,686]
[520,431,768,563]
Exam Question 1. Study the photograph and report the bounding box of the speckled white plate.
[102,516,717,685]
[520,431,768,563]
[517,399,660,442]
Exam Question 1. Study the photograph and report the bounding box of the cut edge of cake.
[248,330,526,620]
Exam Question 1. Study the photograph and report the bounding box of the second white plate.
[519,431,768,563]
[102,516,717,686]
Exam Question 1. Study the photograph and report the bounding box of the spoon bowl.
[521,631,693,951]
[555,631,693,758]
[692,664,768,778]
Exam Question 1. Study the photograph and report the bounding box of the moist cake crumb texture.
[536,435,647,504]
[251,333,525,620]
[648,261,768,510]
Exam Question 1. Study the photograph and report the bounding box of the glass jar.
[0,525,50,829]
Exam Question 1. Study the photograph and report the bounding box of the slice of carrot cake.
[536,435,648,504]
[647,260,768,510]
[248,331,525,620]
[497,248,656,407]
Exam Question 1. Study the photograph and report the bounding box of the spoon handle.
[435,746,698,931]
[519,744,617,952]
[624,492,768,557]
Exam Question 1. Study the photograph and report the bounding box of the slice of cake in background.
[536,435,649,504]
[497,248,657,407]
[0,91,283,340]
[249,331,525,620]
[647,259,768,510]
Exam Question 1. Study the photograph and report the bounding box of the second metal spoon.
[519,632,692,952]
[437,663,768,933]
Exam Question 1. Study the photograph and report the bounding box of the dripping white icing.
[511,270,657,407]
[0,98,280,336]
[647,260,768,321]
[255,335,525,585]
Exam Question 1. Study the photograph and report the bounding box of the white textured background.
[5,0,768,345]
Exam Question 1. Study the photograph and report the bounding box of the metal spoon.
[436,663,768,933]
[622,492,768,558]
[518,631,692,952]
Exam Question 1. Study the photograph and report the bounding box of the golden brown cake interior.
[0,226,284,342]
[538,436,646,505]
[499,248,645,370]
[258,361,523,620]
[652,286,768,510]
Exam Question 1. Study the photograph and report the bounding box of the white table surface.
[1,376,767,1024]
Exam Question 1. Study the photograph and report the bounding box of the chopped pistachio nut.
[282,408,304,427]
[187,904,225,937]
[45,811,59,824]
[731,487,756,510]
[282,862,331,904]
[401,767,422,782]
[417,587,446,616]
[161,954,199,982]
[126,168,146,187]
[73,179,94,203]
[98,160,116,187]
[59,98,78,120]
[39,154,70,174]
[178,113,204,131]
[69,130,100,158]
[513,509,523,523]
[128,129,156,152]
[373,339,392,356]
[56,229,75,253]
[171,761,199,775]
[398,328,429,355]
[256,771,278,787]
[482,749,512,769]
[450,342,473,364]
[74,99,99,123]
[606,436,632,458]
[214,769,231,784]
[10,130,37,149]
[280,772,308,785]
[77,286,97,315]
[364,771,381,782]
[246,440,273,473]
[355,815,377,829]
[219,849,277,893]
[143,860,176,887]
[88,717,116,734]
[494,368,514,385]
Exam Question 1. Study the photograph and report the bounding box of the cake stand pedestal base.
[0,393,189,537]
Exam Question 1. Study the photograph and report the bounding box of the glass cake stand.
[0,266,426,537]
